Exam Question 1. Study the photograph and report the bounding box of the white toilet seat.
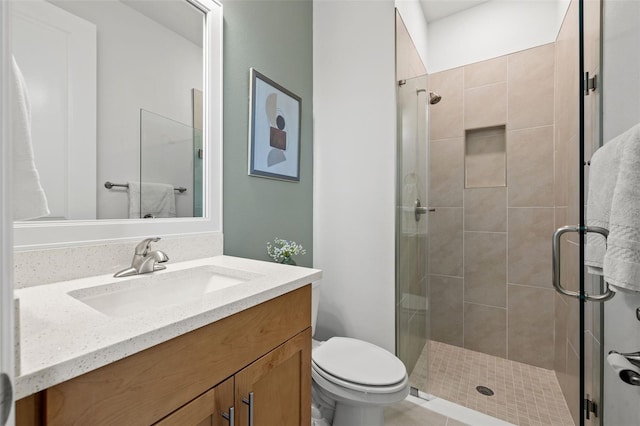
[311,336,409,405]
[312,337,407,387]
[311,362,409,407]
[312,361,408,394]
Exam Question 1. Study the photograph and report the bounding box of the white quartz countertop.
[14,255,322,399]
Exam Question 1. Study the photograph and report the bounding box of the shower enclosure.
[394,1,620,425]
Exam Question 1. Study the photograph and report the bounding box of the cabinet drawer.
[43,285,311,425]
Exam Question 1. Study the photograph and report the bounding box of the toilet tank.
[312,280,321,336]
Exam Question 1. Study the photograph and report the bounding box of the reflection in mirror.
[138,109,203,218]
[11,0,205,221]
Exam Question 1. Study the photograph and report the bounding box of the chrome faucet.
[114,237,169,278]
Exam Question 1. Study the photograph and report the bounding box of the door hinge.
[585,394,599,420]
[585,72,597,95]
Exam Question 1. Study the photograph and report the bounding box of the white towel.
[585,129,627,274]
[127,181,176,219]
[602,124,640,292]
[11,56,50,220]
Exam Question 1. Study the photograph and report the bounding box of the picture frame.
[248,68,301,182]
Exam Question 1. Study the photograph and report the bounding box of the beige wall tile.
[508,43,555,130]
[464,303,507,358]
[555,206,568,229]
[429,68,464,140]
[395,11,427,81]
[567,282,580,354]
[565,345,581,426]
[554,126,570,207]
[564,240,580,293]
[567,135,581,244]
[397,300,411,367]
[507,126,555,207]
[430,138,464,207]
[464,56,507,89]
[554,293,568,373]
[464,232,507,307]
[507,208,554,287]
[429,208,463,277]
[465,83,507,130]
[407,312,427,371]
[464,187,507,232]
[430,275,463,347]
[465,126,506,188]
[507,284,555,369]
[398,233,412,297]
[554,1,579,147]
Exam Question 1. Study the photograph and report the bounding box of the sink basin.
[68,266,261,317]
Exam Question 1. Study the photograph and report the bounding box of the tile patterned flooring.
[408,341,575,426]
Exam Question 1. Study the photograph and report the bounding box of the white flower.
[267,237,307,262]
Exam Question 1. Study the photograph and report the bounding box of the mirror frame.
[13,0,223,249]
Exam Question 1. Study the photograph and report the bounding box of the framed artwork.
[248,68,301,182]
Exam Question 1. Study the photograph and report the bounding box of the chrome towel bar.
[104,181,187,193]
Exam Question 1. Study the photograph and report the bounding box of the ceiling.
[419,0,491,23]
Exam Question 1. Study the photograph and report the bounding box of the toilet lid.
[312,337,406,386]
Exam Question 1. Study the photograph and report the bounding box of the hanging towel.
[11,56,50,220]
[127,181,176,219]
[585,129,627,274]
[602,124,640,292]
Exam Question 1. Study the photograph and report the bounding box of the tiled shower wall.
[428,43,557,370]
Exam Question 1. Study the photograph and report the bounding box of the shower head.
[429,92,442,105]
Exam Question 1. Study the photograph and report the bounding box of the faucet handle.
[135,237,161,256]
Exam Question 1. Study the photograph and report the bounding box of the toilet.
[311,281,410,426]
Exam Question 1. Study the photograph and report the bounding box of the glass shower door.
[396,74,430,393]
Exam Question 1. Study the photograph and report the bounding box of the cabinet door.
[235,328,311,426]
[154,377,234,426]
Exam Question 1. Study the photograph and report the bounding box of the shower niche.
[464,125,506,188]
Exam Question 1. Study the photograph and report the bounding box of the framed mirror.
[11,0,222,248]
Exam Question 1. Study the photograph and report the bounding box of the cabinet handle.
[242,392,254,426]
[221,407,234,426]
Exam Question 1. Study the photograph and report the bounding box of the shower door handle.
[552,225,615,302]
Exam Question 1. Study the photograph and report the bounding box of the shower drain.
[475,385,495,396]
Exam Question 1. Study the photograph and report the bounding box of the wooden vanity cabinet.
[16,285,311,426]
[235,329,310,426]
[154,377,234,426]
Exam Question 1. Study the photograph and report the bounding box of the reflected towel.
[11,56,49,220]
[585,130,627,274]
[603,124,640,292]
[127,181,176,219]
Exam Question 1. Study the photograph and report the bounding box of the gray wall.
[222,0,313,267]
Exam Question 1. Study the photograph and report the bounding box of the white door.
[0,1,14,424]
[11,0,97,220]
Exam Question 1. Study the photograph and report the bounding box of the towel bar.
[104,181,187,193]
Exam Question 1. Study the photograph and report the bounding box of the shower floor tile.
[409,341,575,426]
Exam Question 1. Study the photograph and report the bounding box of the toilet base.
[332,402,384,426]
